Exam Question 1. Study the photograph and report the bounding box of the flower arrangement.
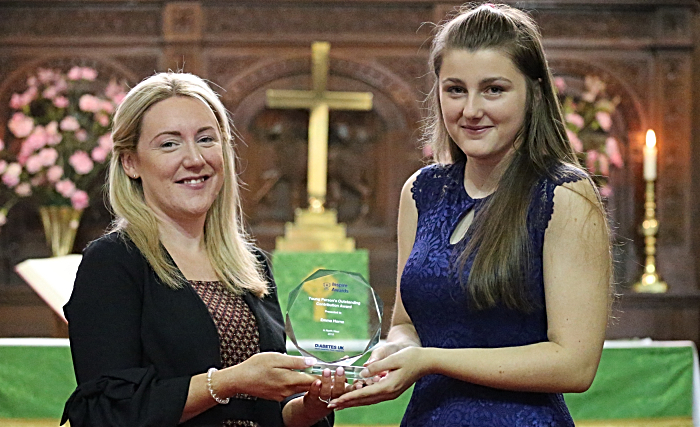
[554,75,623,197]
[0,66,127,229]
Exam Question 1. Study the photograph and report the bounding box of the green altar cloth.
[1,339,696,425]
[0,339,75,419]
[566,342,695,420]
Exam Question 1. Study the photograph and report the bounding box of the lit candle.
[644,129,657,181]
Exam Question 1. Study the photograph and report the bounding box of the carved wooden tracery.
[220,54,423,237]
[0,0,698,342]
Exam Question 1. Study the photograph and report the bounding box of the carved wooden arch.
[220,54,423,134]
[220,53,425,230]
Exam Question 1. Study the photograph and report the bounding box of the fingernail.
[304,357,317,366]
[323,368,331,377]
[315,380,321,387]
[336,367,344,376]
[327,403,337,409]
[360,368,370,378]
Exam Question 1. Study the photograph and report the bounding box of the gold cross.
[266,41,373,213]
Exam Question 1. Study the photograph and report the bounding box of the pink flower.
[25,155,43,174]
[75,129,88,142]
[111,92,126,105]
[42,86,58,100]
[22,86,38,104]
[2,174,19,188]
[60,116,80,132]
[595,111,612,132]
[54,78,68,93]
[566,129,583,152]
[55,179,76,197]
[37,68,57,83]
[17,127,47,164]
[18,126,49,164]
[79,94,101,112]
[81,67,98,81]
[95,113,110,127]
[31,175,46,187]
[26,76,37,87]
[67,66,82,81]
[69,151,94,175]
[554,76,566,93]
[98,133,113,150]
[68,66,98,81]
[45,121,63,145]
[15,182,32,197]
[565,113,584,130]
[10,93,25,109]
[582,92,596,103]
[584,75,606,98]
[598,154,610,176]
[91,146,109,163]
[586,150,598,173]
[605,137,623,168]
[2,163,22,188]
[70,190,90,210]
[105,79,123,100]
[100,101,115,114]
[38,148,59,166]
[8,113,34,138]
[53,96,69,108]
[46,165,63,182]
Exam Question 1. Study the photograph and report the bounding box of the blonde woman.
[62,73,346,427]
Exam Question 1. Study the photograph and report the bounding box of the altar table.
[0,338,697,426]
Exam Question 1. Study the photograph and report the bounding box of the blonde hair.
[108,72,268,297]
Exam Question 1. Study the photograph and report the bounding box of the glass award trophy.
[286,269,383,380]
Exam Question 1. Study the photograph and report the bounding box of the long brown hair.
[424,4,587,311]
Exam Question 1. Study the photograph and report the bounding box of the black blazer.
[61,232,333,427]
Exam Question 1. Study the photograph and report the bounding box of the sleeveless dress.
[400,160,585,427]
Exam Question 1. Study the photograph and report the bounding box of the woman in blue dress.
[328,4,612,426]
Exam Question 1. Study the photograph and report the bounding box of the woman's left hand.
[328,346,427,410]
[303,367,348,411]
[284,367,363,427]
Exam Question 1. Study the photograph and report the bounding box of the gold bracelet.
[206,367,230,404]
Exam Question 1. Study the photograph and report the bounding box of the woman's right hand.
[355,341,414,386]
[225,352,318,402]
[365,341,408,366]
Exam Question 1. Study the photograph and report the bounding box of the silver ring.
[318,396,331,404]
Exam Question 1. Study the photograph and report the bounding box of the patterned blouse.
[190,280,261,427]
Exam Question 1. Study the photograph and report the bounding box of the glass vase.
[39,206,83,257]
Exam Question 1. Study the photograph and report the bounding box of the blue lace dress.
[400,160,585,427]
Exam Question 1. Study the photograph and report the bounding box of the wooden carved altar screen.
[0,1,698,343]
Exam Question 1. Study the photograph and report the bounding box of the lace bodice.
[399,160,585,427]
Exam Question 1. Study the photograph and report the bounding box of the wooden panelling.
[0,0,697,344]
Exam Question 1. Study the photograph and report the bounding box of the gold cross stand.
[266,42,373,252]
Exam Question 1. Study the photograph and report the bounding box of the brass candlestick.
[633,180,667,293]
